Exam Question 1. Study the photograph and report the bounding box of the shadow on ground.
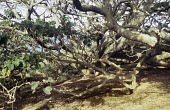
[11,69,170,110]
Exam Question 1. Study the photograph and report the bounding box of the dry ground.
[13,69,170,110]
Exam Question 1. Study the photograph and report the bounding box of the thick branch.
[59,59,107,75]
[73,0,106,16]
[72,0,157,47]
[110,26,158,47]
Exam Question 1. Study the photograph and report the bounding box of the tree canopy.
[0,0,170,108]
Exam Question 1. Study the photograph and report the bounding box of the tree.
[0,0,169,108]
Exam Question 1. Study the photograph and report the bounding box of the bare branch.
[73,0,106,16]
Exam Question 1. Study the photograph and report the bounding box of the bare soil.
[13,69,170,110]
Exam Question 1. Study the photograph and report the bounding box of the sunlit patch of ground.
[14,69,170,110]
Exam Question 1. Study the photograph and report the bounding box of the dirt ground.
[14,69,170,110]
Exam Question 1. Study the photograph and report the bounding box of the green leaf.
[47,77,55,83]
[12,59,20,66]
[43,86,53,95]
[30,81,39,93]
[40,53,46,58]
[24,55,29,60]
[1,68,7,76]
[4,60,10,67]
[21,53,26,59]
[44,36,49,41]
[39,62,45,68]
[7,63,14,71]
[28,70,36,75]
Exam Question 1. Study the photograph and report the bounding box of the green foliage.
[43,86,53,95]
[0,20,13,45]
[12,59,20,67]
[0,49,47,79]
[0,33,9,45]
[60,15,74,35]
[4,9,16,19]
[0,19,13,26]
[47,77,55,83]
[1,68,10,77]
[30,81,40,93]
[1,58,24,77]
[19,19,57,37]
[0,4,76,101]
